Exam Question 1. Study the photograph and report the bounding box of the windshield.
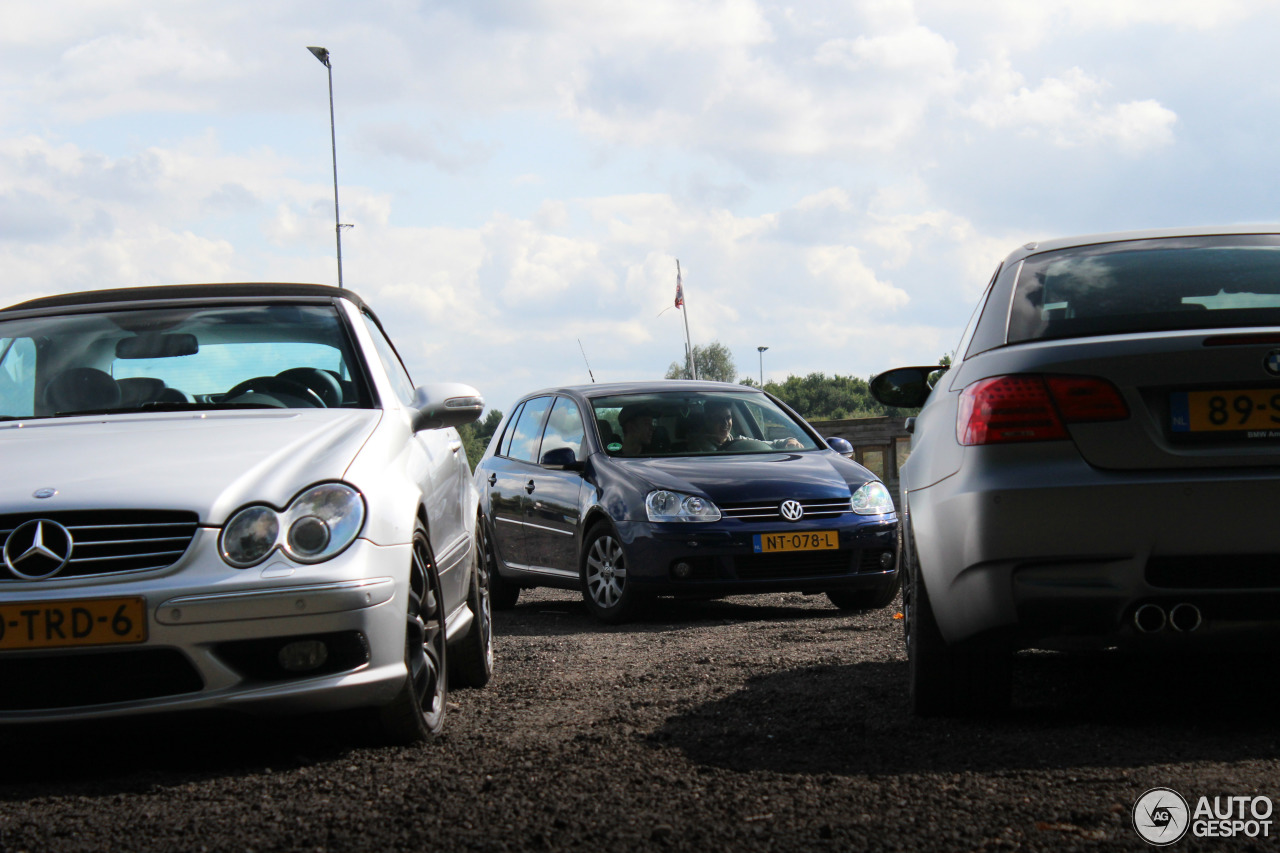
[591,391,819,457]
[1009,235,1280,344]
[0,303,370,419]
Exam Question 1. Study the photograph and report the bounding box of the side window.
[360,313,416,407]
[540,397,586,462]
[0,338,36,418]
[505,396,552,463]
[499,402,526,457]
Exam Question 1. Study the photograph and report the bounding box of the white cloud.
[962,66,1177,151]
[4,0,1280,411]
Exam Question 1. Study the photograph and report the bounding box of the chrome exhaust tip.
[1169,602,1203,633]
[1134,603,1167,633]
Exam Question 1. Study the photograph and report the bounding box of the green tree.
[665,341,737,382]
[458,408,504,471]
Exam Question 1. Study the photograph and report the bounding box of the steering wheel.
[721,438,772,452]
[224,376,325,408]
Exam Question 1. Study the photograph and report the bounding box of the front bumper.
[911,443,1280,649]
[0,532,409,722]
[612,514,898,596]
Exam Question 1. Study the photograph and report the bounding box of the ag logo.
[1133,787,1190,846]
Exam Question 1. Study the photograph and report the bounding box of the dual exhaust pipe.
[1134,602,1202,634]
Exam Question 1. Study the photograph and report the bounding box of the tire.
[826,574,900,611]
[580,523,647,624]
[904,524,1011,716]
[377,524,448,743]
[449,523,494,689]
[481,520,521,610]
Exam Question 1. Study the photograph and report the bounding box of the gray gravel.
[1,588,1277,852]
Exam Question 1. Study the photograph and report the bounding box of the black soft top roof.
[1,283,370,315]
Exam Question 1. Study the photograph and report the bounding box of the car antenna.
[578,338,596,383]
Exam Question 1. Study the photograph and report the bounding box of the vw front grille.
[719,498,852,521]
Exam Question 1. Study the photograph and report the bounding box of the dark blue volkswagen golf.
[473,381,899,622]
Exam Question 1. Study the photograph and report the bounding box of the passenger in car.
[617,404,656,456]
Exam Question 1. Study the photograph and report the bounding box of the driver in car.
[688,401,802,452]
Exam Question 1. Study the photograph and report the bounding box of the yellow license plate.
[0,596,147,651]
[753,531,839,553]
[1172,389,1280,433]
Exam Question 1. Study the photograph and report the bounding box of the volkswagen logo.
[780,500,804,522]
[1265,350,1280,377]
[3,519,74,580]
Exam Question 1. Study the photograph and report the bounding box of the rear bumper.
[910,444,1280,648]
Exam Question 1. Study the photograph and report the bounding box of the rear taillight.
[958,374,1128,446]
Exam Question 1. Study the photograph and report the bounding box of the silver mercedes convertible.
[0,283,491,742]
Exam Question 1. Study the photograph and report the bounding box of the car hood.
[607,451,871,503]
[0,410,382,524]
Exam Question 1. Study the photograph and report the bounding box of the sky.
[3,0,1280,414]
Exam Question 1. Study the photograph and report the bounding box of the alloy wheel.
[585,533,627,609]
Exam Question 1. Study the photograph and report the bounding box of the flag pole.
[676,259,698,379]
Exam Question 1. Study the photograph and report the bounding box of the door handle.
[487,473,497,486]
[525,479,536,494]
[449,441,462,454]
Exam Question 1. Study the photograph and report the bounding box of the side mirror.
[540,447,584,471]
[869,365,947,409]
[825,436,854,458]
[411,382,484,431]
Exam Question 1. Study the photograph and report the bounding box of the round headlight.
[287,515,332,557]
[221,506,280,567]
[851,481,895,515]
[683,496,708,515]
[281,483,365,563]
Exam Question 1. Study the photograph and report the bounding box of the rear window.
[1008,235,1280,344]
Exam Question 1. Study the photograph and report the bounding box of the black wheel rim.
[408,535,445,725]
[475,526,493,667]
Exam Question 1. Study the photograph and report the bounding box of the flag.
[675,269,684,309]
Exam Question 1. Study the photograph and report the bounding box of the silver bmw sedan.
[872,226,1280,715]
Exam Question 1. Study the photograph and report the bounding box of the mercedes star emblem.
[4,519,74,579]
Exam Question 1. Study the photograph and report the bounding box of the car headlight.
[220,483,366,568]
[851,481,894,515]
[645,490,722,522]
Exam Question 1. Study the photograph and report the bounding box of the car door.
[484,396,552,572]
[522,396,586,576]
[359,311,469,606]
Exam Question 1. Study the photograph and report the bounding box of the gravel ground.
[1,588,1278,852]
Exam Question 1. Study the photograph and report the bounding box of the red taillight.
[1044,375,1129,422]
[958,374,1128,446]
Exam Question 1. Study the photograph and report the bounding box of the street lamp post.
[307,46,344,288]
[757,346,768,386]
